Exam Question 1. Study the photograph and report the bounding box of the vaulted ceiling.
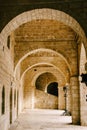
[0,0,87,37]
[12,19,78,87]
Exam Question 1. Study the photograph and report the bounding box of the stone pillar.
[31,86,35,109]
[67,84,72,114]
[18,85,23,113]
[70,76,80,124]
[79,78,87,126]
[58,87,65,110]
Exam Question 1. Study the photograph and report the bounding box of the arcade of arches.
[0,8,87,130]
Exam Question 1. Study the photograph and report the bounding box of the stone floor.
[9,109,87,130]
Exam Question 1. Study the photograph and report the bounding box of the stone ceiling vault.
[21,63,66,87]
[12,18,81,89]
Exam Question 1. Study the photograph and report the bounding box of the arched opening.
[13,16,81,123]
[34,72,58,109]
[2,86,5,115]
[47,82,58,97]
[0,8,86,48]
[0,8,87,130]
[10,88,12,124]
[14,48,71,78]
[35,72,57,91]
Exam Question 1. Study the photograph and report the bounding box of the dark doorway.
[47,82,58,96]
[10,88,12,124]
[2,86,5,115]
[14,89,16,108]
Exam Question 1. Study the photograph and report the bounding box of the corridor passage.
[9,109,87,130]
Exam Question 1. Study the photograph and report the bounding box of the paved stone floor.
[9,109,87,130]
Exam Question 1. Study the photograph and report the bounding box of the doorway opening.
[47,82,58,97]
[10,88,12,124]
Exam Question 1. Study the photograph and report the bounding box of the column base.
[62,110,71,116]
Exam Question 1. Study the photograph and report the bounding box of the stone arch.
[14,48,71,77]
[20,62,67,85]
[35,72,57,91]
[32,70,66,88]
[0,8,86,46]
[21,63,66,91]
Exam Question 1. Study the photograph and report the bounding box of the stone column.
[67,84,72,114]
[70,76,80,124]
[79,77,87,126]
[58,87,65,110]
[31,86,35,109]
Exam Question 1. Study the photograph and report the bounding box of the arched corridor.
[0,5,87,130]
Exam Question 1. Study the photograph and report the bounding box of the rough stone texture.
[58,87,65,110]
[79,43,87,126]
[23,67,60,110]
[0,5,87,130]
[35,89,58,109]
[0,0,87,37]
[35,72,57,91]
[13,19,78,78]
[70,76,80,124]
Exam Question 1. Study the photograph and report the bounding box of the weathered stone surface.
[0,5,87,130]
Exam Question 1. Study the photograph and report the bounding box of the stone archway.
[0,8,86,47]
[14,48,71,77]
[0,8,86,126]
[34,72,58,109]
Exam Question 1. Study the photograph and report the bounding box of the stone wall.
[0,0,87,36]
[0,38,17,130]
[58,87,65,110]
[35,89,58,109]
[0,34,21,130]
[80,43,87,126]
[0,7,87,130]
